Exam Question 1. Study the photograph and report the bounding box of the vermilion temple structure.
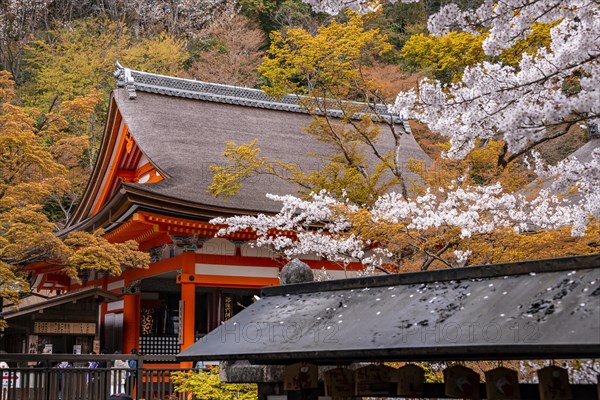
[4,64,430,363]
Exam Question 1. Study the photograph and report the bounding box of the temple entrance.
[138,276,259,355]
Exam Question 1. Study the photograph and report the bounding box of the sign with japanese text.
[34,322,96,335]
[224,295,233,321]
[178,300,184,345]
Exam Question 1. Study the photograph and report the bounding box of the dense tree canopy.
[171,368,257,400]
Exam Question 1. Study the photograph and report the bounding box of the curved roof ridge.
[113,62,410,130]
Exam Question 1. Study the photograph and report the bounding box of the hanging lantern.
[324,367,355,398]
[284,362,318,391]
[537,365,572,400]
[444,365,481,399]
[397,364,425,397]
[355,364,397,396]
[485,366,521,399]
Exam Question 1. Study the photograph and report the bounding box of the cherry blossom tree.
[212,156,598,271]
[301,0,599,163]
[212,0,599,270]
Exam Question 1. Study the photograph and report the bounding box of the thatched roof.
[522,137,599,204]
[112,66,430,214]
[568,137,599,164]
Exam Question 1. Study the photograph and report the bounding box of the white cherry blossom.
[306,0,600,171]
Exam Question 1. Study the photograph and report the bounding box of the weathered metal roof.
[178,254,600,363]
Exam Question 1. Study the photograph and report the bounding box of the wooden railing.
[0,354,198,400]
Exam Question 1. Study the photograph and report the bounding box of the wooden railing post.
[136,354,142,400]
[45,364,51,400]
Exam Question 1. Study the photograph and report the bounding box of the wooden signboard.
[444,365,481,399]
[397,364,425,397]
[324,367,354,398]
[34,322,96,335]
[537,366,572,400]
[224,295,233,320]
[284,362,318,391]
[178,300,184,345]
[485,366,520,399]
[355,364,397,396]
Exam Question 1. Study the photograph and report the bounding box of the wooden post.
[123,291,140,354]
[180,252,196,369]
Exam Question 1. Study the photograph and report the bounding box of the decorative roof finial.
[114,61,137,100]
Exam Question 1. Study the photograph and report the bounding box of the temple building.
[2,64,430,360]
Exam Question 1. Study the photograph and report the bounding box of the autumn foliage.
[171,368,257,400]
[0,70,149,326]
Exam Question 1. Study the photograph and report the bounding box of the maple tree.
[25,18,187,107]
[0,0,228,81]
[0,71,149,327]
[401,31,485,83]
[259,12,391,99]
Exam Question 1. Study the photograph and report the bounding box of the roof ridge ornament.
[114,61,137,100]
[112,64,410,129]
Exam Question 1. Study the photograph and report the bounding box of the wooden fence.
[0,354,198,400]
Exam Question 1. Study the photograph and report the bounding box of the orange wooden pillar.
[123,287,140,354]
[180,252,196,368]
[99,276,109,350]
